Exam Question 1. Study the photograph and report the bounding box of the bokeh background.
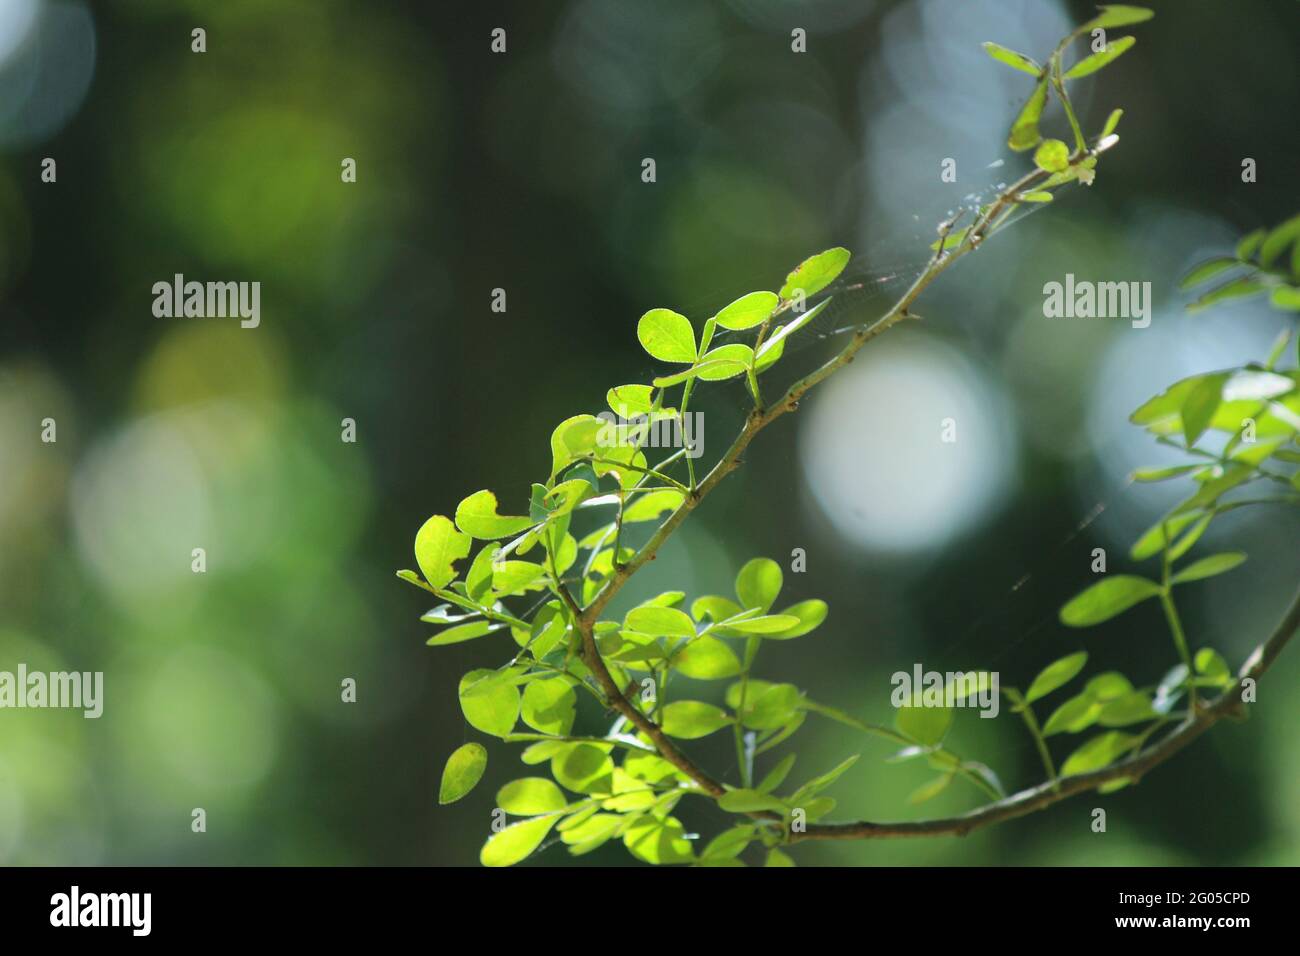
[1,0,1297,866]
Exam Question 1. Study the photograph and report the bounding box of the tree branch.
[789,584,1300,843]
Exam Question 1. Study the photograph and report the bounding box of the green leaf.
[1063,35,1136,80]
[757,753,797,793]
[779,247,851,301]
[651,359,747,388]
[1033,138,1070,173]
[1059,575,1162,627]
[427,620,499,647]
[695,344,754,381]
[981,41,1042,77]
[674,635,742,680]
[717,788,788,813]
[623,489,685,522]
[1181,373,1227,446]
[729,680,802,730]
[766,849,796,867]
[909,774,954,805]
[1194,647,1232,687]
[1131,464,1201,483]
[625,606,697,639]
[754,298,832,360]
[1171,551,1246,585]
[455,490,535,539]
[480,814,559,867]
[1260,214,1300,268]
[1235,228,1266,262]
[1271,286,1300,311]
[762,600,828,639]
[1042,692,1101,736]
[637,308,697,363]
[606,383,656,416]
[1008,79,1049,152]
[1178,257,1239,291]
[1024,651,1089,705]
[414,515,472,589]
[692,595,743,624]
[1019,190,1054,203]
[735,557,783,612]
[1097,691,1158,727]
[896,703,952,746]
[551,744,614,794]
[497,777,568,815]
[459,669,521,738]
[439,743,488,805]
[714,613,801,635]
[549,414,601,480]
[715,290,779,331]
[623,815,694,864]
[521,678,577,736]
[1130,510,1206,561]
[1101,107,1124,138]
[1082,5,1155,30]
[791,754,860,801]
[1086,671,1135,702]
[661,701,731,739]
[1061,731,1142,777]
[1187,275,1268,313]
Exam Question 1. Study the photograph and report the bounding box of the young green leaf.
[1178,257,1239,291]
[895,703,953,747]
[439,743,488,805]
[1101,107,1124,138]
[1059,575,1162,627]
[459,669,521,738]
[455,490,535,539]
[735,556,784,612]
[1024,651,1089,705]
[1033,138,1070,173]
[981,41,1042,76]
[661,701,731,739]
[717,788,788,813]
[625,605,697,639]
[637,308,697,363]
[1082,5,1155,31]
[497,777,568,815]
[427,620,500,647]
[762,599,828,639]
[1187,275,1268,313]
[521,678,577,736]
[1060,730,1142,777]
[674,635,742,679]
[1180,373,1227,446]
[1063,35,1136,80]
[1042,692,1102,736]
[715,290,779,331]
[1170,551,1246,585]
[480,814,560,867]
[1008,79,1049,151]
[779,247,851,301]
[1193,647,1233,687]
[414,515,472,589]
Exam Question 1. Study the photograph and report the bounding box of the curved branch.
[790,585,1300,843]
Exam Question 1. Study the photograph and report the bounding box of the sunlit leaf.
[1008,78,1049,151]
[981,41,1041,76]
[459,669,520,738]
[1024,651,1088,705]
[498,777,568,815]
[735,556,783,612]
[521,678,577,736]
[1063,35,1136,80]
[439,743,487,805]
[455,489,535,539]
[779,247,851,300]
[715,290,779,331]
[1170,551,1246,585]
[637,308,697,363]
[414,515,472,589]
[661,700,731,739]
[480,814,559,867]
[1061,731,1141,777]
[1059,575,1162,627]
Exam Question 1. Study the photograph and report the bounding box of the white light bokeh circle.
[0,0,38,66]
[798,329,1018,553]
